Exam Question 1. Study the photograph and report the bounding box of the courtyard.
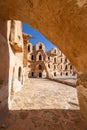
[11,79,79,110]
[1,79,85,130]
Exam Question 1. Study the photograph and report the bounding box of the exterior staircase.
[43,61,52,78]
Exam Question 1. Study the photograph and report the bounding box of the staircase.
[43,61,52,78]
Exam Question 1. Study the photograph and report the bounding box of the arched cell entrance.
[39,72,42,78]
[0,0,87,127]
[18,67,22,81]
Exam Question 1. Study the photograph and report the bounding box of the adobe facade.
[0,20,31,109]
[27,42,77,79]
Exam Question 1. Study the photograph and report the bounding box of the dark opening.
[54,72,56,76]
[39,55,42,61]
[65,57,67,62]
[39,72,42,78]
[60,72,62,76]
[31,72,34,77]
[61,58,62,62]
[48,56,50,60]
[66,72,68,76]
[18,67,22,81]
[31,55,34,60]
[54,65,56,69]
[65,65,67,70]
[73,72,76,76]
[39,45,42,50]
[70,65,72,69]
[48,64,50,68]
[28,45,30,52]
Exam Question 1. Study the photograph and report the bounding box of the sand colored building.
[27,42,76,79]
[28,42,47,78]
[0,19,76,109]
[0,19,31,108]
[47,48,76,78]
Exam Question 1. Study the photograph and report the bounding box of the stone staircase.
[43,61,52,78]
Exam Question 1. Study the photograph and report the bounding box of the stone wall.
[0,20,9,112]
[28,42,76,79]
[28,42,47,78]
[7,20,24,109]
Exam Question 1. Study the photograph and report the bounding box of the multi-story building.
[28,42,47,78]
[27,42,77,78]
[0,19,76,110]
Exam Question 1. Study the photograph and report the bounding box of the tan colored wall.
[28,42,47,78]
[47,48,76,78]
[7,20,24,109]
[0,20,9,112]
[28,42,76,79]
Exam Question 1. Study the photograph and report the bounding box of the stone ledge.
[47,78,76,87]
[10,42,22,52]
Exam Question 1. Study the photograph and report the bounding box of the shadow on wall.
[0,20,9,118]
[0,109,86,130]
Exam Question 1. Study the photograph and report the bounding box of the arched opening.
[54,65,56,69]
[48,56,50,60]
[18,67,22,81]
[39,45,42,50]
[28,45,30,52]
[39,54,42,61]
[39,72,42,78]
[70,65,72,69]
[54,72,56,76]
[65,65,68,70]
[73,72,76,76]
[0,0,87,128]
[65,57,67,63]
[61,58,62,63]
[66,72,68,76]
[31,55,34,60]
[0,20,81,130]
[48,64,50,68]
[31,72,34,77]
[0,19,82,130]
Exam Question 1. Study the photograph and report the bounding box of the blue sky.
[22,23,56,52]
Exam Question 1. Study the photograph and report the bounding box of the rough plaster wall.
[0,0,87,72]
[0,20,9,116]
[9,20,23,45]
[7,20,24,109]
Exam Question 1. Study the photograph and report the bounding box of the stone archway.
[0,0,87,126]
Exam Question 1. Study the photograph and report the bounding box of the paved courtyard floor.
[4,79,85,130]
[11,78,79,110]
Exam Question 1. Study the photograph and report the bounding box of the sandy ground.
[11,79,79,110]
[0,79,86,130]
